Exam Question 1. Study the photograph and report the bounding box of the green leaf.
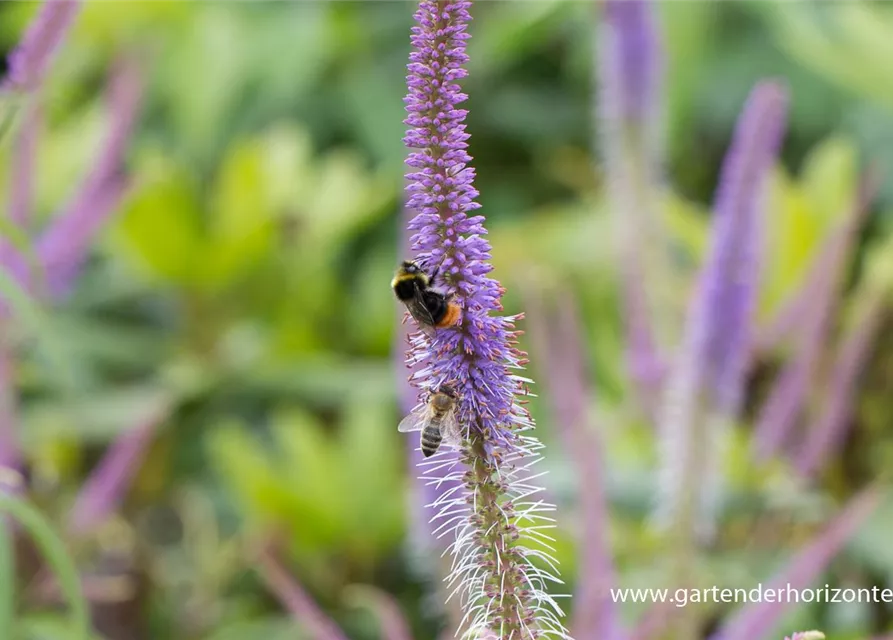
[469,0,572,74]
[113,170,202,284]
[271,409,345,544]
[204,617,305,640]
[339,389,403,550]
[661,190,708,261]
[768,3,893,112]
[0,272,80,398]
[18,614,101,640]
[31,107,106,224]
[22,385,170,445]
[161,6,249,162]
[800,135,858,226]
[759,168,819,317]
[660,1,717,160]
[210,139,276,240]
[49,315,165,369]
[303,150,392,247]
[198,137,281,289]
[206,420,293,527]
[0,519,13,640]
[244,358,395,408]
[338,58,407,169]
[76,1,190,52]
[0,497,90,640]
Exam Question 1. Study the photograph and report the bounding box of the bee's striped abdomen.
[420,424,443,458]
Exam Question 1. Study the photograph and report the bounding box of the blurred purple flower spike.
[753,174,877,462]
[0,0,83,489]
[0,56,141,308]
[345,584,414,640]
[37,57,142,298]
[0,354,20,477]
[657,81,787,588]
[600,0,662,129]
[2,0,82,93]
[712,488,879,640]
[67,402,168,538]
[699,82,788,416]
[598,0,668,422]
[525,287,621,640]
[258,545,349,640]
[401,1,569,637]
[9,103,41,228]
[794,291,883,479]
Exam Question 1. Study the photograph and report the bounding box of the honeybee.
[391,260,461,336]
[398,385,462,457]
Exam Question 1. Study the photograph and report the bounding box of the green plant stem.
[667,394,709,640]
[0,496,91,640]
[0,520,14,640]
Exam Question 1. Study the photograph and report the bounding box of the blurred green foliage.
[2,1,893,639]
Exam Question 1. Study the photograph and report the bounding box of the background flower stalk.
[524,285,621,640]
[752,172,877,462]
[597,0,669,421]
[656,81,788,639]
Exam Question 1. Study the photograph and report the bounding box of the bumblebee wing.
[409,281,437,327]
[397,407,427,433]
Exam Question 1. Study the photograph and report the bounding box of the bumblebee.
[391,260,461,335]
[398,384,462,457]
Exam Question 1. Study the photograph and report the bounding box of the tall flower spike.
[752,174,875,461]
[657,81,788,533]
[524,287,621,640]
[598,0,668,422]
[401,2,569,638]
[656,82,787,639]
[9,102,41,228]
[36,56,142,298]
[2,0,82,93]
[794,230,889,479]
[711,487,878,640]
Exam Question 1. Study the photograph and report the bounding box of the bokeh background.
[2,1,893,639]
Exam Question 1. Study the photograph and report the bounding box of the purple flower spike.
[9,102,41,228]
[0,351,22,488]
[346,585,414,640]
[257,546,349,640]
[599,0,662,131]
[400,2,569,638]
[699,81,788,416]
[657,82,788,540]
[524,287,621,640]
[36,57,142,298]
[711,487,879,640]
[795,285,884,479]
[753,175,876,462]
[2,0,82,93]
[67,403,168,537]
[598,0,667,423]
[753,170,876,357]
